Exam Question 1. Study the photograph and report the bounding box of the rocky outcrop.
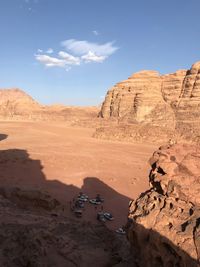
[175,62,200,140]
[0,186,132,267]
[100,70,174,127]
[0,88,41,117]
[0,187,62,212]
[0,88,99,124]
[127,144,200,266]
[99,61,200,143]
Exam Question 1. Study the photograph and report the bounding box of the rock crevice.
[126,144,200,267]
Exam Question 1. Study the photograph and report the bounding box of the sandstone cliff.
[127,143,200,266]
[99,61,200,143]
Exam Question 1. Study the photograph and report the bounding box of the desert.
[1,0,200,266]
[0,120,155,229]
[0,80,199,266]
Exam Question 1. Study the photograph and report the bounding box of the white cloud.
[46,48,53,54]
[81,51,106,63]
[61,39,118,57]
[35,38,118,71]
[92,30,99,36]
[58,51,80,65]
[35,54,66,67]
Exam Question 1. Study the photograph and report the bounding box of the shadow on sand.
[0,147,198,266]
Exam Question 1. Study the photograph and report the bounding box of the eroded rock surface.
[0,186,132,267]
[127,144,200,267]
[99,61,200,143]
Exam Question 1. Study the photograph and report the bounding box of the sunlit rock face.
[100,61,200,142]
[174,62,200,140]
[126,143,200,267]
[101,70,170,123]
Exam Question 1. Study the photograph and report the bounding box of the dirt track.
[0,121,156,228]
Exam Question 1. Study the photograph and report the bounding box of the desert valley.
[0,61,199,266]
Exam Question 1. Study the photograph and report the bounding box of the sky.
[0,0,200,106]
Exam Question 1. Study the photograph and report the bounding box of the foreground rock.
[98,61,200,143]
[0,186,132,267]
[127,144,200,266]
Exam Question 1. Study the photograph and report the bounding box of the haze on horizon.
[0,0,200,106]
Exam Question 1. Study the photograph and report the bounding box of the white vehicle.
[104,212,114,221]
[115,228,126,235]
[78,195,88,202]
[89,199,101,205]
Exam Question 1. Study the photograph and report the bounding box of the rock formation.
[99,61,200,143]
[0,186,132,267]
[127,143,200,266]
[0,88,99,125]
[0,88,41,117]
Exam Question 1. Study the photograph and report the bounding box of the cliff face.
[127,144,200,267]
[101,70,173,126]
[175,62,200,139]
[100,61,200,142]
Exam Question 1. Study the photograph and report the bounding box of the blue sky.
[0,0,200,105]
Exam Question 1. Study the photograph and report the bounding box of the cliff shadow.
[0,148,199,266]
[0,148,130,228]
[126,220,199,267]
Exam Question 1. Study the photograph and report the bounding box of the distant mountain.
[0,88,42,117]
[0,88,99,124]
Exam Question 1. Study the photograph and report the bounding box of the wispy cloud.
[81,51,106,63]
[61,39,118,57]
[35,39,118,71]
[58,51,80,65]
[35,54,66,68]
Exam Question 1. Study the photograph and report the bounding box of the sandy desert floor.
[0,121,156,229]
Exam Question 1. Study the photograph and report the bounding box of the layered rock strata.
[127,144,200,266]
[99,61,200,142]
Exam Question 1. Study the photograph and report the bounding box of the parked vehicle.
[104,212,114,221]
[115,228,126,235]
[78,195,88,202]
[89,199,101,205]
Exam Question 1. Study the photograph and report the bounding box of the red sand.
[0,121,156,229]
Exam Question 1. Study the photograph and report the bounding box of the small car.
[104,212,114,221]
[115,228,126,235]
[78,195,88,202]
[89,199,101,205]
